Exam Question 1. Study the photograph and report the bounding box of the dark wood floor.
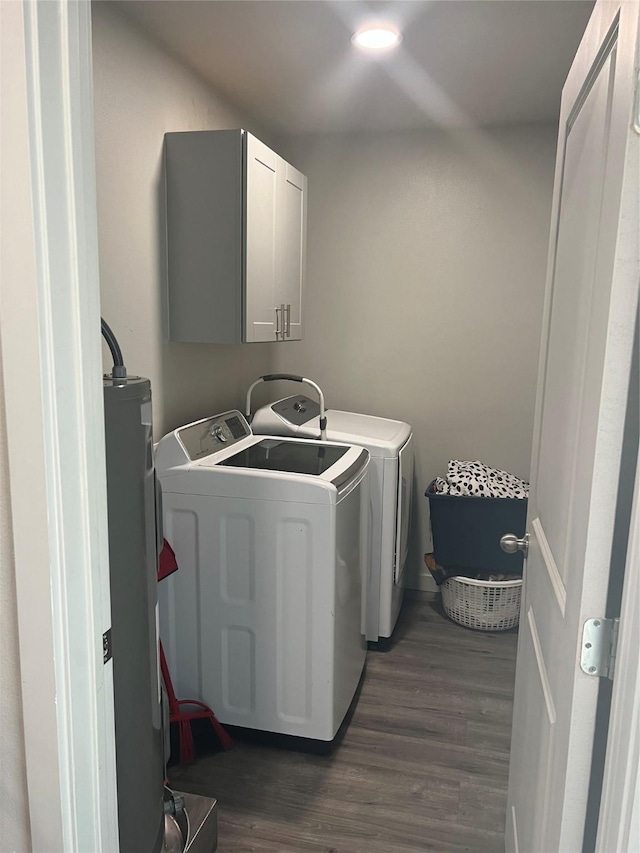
[168,592,518,853]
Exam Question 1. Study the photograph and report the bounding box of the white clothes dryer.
[155,410,369,742]
[248,375,414,642]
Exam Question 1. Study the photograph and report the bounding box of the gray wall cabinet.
[165,129,306,344]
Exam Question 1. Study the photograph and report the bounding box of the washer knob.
[211,424,227,442]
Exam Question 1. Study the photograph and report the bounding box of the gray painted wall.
[273,127,557,588]
[92,3,557,590]
[92,3,277,439]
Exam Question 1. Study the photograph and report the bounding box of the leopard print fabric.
[433,460,529,499]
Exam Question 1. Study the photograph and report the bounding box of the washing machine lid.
[321,410,411,453]
[155,410,369,503]
[219,438,350,477]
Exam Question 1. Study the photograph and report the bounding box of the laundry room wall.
[92,2,276,438]
[91,1,559,590]
[272,127,558,589]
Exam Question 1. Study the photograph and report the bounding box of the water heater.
[103,375,164,853]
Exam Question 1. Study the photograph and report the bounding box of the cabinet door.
[245,134,279,342]
[277,159,306,341]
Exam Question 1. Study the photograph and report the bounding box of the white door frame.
[596,419,640,851]
[595,18,640,842]
[0,2,118,850]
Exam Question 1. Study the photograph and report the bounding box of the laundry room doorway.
[3,2,639,852]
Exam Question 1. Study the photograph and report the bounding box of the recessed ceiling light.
[351,26,402,51]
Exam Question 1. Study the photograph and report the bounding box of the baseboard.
[405,570,438,593]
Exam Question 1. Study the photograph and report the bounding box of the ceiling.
[113,0,594,135]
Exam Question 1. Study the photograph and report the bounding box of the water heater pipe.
[101,317,127,379]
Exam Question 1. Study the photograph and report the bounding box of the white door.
[506,3,639,852]
[245,133,279,342]
[277,158,307,341]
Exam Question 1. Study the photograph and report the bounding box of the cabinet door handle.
[285,304,291,338]
[275,306,282,340]
[280,303,286,341]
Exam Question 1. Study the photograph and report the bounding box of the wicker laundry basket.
[442,575,522,631]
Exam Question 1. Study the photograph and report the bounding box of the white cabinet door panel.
[277,160,306,341]
[245,134,278,342]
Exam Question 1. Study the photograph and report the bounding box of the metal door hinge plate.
[580,618,619,680]
[103,628,112,664]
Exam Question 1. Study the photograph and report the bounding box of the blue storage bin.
[426,480,527,573]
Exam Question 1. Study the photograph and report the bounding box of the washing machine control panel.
[272,394,320,426]
[177,410,251,461]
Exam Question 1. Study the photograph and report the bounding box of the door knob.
[500,532,529,557]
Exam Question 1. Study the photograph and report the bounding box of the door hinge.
[103,628,113,664]
[580,617,619,680]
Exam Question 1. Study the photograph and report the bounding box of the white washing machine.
[155,410,369,742]
[248,376,414,642]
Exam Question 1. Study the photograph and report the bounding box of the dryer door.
[394,434,414,584]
